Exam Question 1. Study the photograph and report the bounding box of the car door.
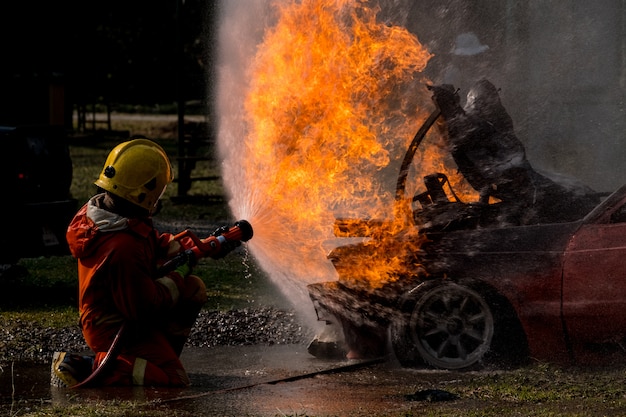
[562,201,626,344]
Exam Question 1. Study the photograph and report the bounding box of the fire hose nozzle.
[204,219,254,258]
[198,219,253,260]
[234,219,254,242]
[212,219,253,244]
[159,220,254,274]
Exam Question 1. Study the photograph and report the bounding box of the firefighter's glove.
[174,263,191,278]
[173,250,194,278]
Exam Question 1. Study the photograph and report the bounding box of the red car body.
[308,186,626,369]
[422,185,626,365]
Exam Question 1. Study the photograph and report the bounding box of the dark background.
[3,1,626,193]
[0,0,216,127]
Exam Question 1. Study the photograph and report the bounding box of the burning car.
[307,79,622,370]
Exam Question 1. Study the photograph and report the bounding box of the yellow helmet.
[95,138,174,211]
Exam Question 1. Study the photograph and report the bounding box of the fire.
[220,0,477,293]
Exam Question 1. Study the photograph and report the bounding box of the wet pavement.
[1,344,465,416]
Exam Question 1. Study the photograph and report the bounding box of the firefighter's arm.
[108,246,189,318]
[154,230,196,276]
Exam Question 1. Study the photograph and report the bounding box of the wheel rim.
[409,283,494,369]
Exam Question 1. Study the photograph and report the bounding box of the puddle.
[0,345,414,416]
[0,345,342,404]
[1,362,49,400]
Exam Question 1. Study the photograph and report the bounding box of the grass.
[5,250,276,313]
[19,401,198,417]
[0,306,76,329]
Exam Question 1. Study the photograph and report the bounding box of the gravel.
[1,218,312,366]
[0,307,309,365]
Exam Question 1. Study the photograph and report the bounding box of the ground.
[3,316,626,416]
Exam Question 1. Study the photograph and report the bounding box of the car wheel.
[392,282,494,370]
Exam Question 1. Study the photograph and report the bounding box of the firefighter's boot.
[51,351,94,387]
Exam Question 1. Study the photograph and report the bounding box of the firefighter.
[55,137,207,387]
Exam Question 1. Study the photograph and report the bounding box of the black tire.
[392,282,496,370]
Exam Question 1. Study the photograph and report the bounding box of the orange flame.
[222,0,477,291]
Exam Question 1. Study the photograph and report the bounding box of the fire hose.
[156,356,386,403]
[71,220,254,388]
[160,219,254,273]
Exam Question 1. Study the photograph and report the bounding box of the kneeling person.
[56,138,208,387]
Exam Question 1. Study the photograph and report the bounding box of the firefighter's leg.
[165,274,208,356]
[95,352,189,387]
[97,330,190,387]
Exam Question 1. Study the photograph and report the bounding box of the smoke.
[406,1,626,192]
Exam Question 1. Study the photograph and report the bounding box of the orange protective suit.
[66,193,207,386]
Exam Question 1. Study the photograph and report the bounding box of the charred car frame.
[307,80,623,370]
